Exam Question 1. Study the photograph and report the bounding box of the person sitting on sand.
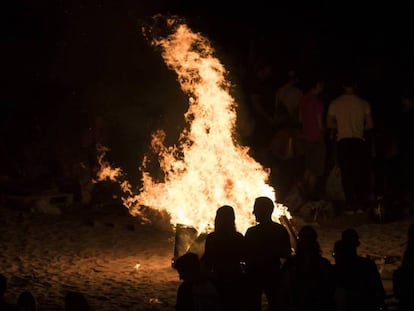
[0,274,19,311]
[17,291,37,311]
[64,291,91,311]
[393,223,414,311]
[332,228,385,311]
[174,252,223,311]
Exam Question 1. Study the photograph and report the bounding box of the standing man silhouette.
[244,197,292,310]
[327,78,374,213]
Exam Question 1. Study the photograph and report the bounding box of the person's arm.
[326,107,337,141]
[280,225,292,260]
[200,234,213,274]
[326,105,337,129]
[364,103,375,156]
[364,103,374,130]
[326,114,336,127]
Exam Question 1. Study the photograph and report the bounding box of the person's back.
[175,252,223,311]
[17,291,37,311]
[301,91,324,143]
[275,71,303,127]
[300,79,326,199]
[245,197,291,310]
[327,81,374,213]
[393,223,414,311]
[64,291,90,311]
[329,94,371,141]
[0,274,19,311]
[281,225,335,311]
[245,221,290,277]
[202,205,246,310]
[333,229,385,311]
[203,206,245,283]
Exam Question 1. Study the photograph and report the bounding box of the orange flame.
[97,17,290,234]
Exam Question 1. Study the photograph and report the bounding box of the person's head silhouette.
[174,252,201,282]
[253,197,274,223]
[298,225,318,242]
[297,225,320,257]
[333,239,348,264]
[64,291,90,311]
[0,274,7,298]
[341,228,360,249]
[17,291,37,311]
[214,205,236,234]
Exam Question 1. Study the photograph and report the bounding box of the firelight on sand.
[96,16,290,234]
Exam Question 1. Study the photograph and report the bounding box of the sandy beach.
[1,197,412,311]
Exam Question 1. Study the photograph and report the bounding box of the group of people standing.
[175,197,291,311]
[247,67,386,215]
[173,197,414,311]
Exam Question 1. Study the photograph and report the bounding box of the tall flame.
[97,17,290,234]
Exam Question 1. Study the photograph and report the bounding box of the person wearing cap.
[332,228,385,311]
[174,252,223,311]
[280,225,335,311]
[244,197,291,311]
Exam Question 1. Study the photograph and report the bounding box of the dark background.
[2,0,414,193]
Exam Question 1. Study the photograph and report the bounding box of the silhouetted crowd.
[173,198,414,311]
[0,276,91,311]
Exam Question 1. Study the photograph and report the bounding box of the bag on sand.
[325,165,345,201]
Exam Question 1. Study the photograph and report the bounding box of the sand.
[0,200,412,310]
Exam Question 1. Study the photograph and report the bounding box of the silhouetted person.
[332,229,385,311]
[393,223,414,311]
[17,291,36,311]
[275,70,303,129]
[0,274,19,311]
[244,196,292,311]
[202,205,246,310]
[64,291,90,311]
[175,252,223,311]
[281,225,335,311]
[396,94,414,210]
[327,78,374,213]
[248,63,277,165]
[299,78,326,200]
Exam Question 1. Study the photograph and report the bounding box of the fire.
[96,16,290,234]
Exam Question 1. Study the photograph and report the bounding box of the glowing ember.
[96,16,290,234]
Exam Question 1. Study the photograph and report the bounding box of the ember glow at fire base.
[97,16,290,234]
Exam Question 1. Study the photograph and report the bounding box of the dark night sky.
[1,0,414,181]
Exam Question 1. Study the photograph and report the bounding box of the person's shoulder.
[329,96,342,109]
[272,221,288,230]
[0,302,20,311]
[356,255,378,269]
[353,94,370,105]
[235,231,244,239]
[205,231,217,240]
[245,225,259,233]
[245,224,262,237]
[320,256,333,267]
[331,94,345,102]
[291,85,303,95]
[282,255,297,269]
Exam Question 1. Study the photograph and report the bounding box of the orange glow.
[96,17,290,234]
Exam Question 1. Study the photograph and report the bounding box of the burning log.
[279,215,299,251]
[172,224,208,267]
